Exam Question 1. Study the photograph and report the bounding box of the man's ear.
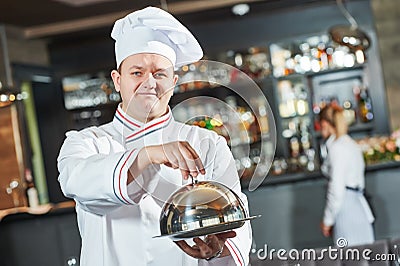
[111,70,121,92]
[173,74,179,86]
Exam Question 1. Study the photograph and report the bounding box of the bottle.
[237,106,253,144]
[342,100,356,126]
[224,96,241,146]
[251,97,269,136]
[356,86,374,123]
[278,80,296,118]
[317,42,329,70]
[25,168,39,208]
[343,100,356,126]
[289,136,300,158]
[294,84,309,116]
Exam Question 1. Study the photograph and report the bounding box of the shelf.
[365,160,400,172]
[279,113,311,120]
[173,85,228,97]
[315,122,374,138]
[241,170,323,189]
[229,134,272,148]
[276,73,304,81]
[305,64,364,77]
[349,122,375,133]
[66,101,119,112]
[241,160,400,189]
[172,76,270,96]
[274,65,365,80]
[170,86,234,107]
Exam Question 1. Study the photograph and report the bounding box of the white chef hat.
[111,6,203,69]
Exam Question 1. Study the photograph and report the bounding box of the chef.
[57,6,252,266]
[319,105,374,246]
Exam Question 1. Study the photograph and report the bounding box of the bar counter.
[244,160,400,250]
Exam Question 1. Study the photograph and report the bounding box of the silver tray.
[154,216,258,240]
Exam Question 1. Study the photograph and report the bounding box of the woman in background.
[319,104,375,246]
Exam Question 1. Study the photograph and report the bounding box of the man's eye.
[154,72,167,78]
[131,71,142,76]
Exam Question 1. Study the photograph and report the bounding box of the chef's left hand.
[174,231,236,260]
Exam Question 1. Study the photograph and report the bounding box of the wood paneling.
[0,105,27,209]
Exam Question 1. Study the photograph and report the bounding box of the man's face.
[321,120,333,139]
[111,53,178,122]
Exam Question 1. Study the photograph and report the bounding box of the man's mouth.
[136,92,158,97]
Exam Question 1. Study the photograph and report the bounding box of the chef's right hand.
[130,141,205,182]
[320,222,332,237]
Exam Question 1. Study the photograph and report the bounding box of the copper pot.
[329,25,370,51]
[329,0,371,52]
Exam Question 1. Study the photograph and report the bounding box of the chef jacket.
[322,134,374,226]
[58,105,252,266]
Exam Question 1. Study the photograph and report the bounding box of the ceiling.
[1,0,174,27]
[0,0,338,39]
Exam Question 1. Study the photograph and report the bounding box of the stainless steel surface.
[156,180,256,239]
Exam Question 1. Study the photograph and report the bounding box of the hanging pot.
[329,25,370,51]
[329,0,371,51]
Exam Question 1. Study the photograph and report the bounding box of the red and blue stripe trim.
[112,149,136,204]
[126,118,172,144]
[116,108,141,128]
[227,239,244,266]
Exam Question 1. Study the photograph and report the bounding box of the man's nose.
[143,73,156,89]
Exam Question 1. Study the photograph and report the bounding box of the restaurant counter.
[244,160,400,250]
[0,161,399,265]
[0,201,80,266]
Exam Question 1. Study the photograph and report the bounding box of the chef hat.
[111,6,203,69]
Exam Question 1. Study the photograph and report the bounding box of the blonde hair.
[319,104,348,138]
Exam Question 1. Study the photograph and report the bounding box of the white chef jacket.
[322,134,374,226]
[58,105,252,266]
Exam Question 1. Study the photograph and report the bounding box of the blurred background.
[0,0,399,265]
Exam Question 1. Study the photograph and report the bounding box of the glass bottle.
[356,86,374,123]
[25,168,39,208]
[342,100,356,126]
[224,96,241,146]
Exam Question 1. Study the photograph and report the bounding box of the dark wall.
[188,0,374,51]
[49,31,115,77]
[48,1,376,70]
[32,80,69,203]
[48,0,388,135]
[13,64,69,203]
[0,209,81,266]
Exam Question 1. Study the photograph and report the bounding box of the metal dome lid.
[155,180,258,239]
